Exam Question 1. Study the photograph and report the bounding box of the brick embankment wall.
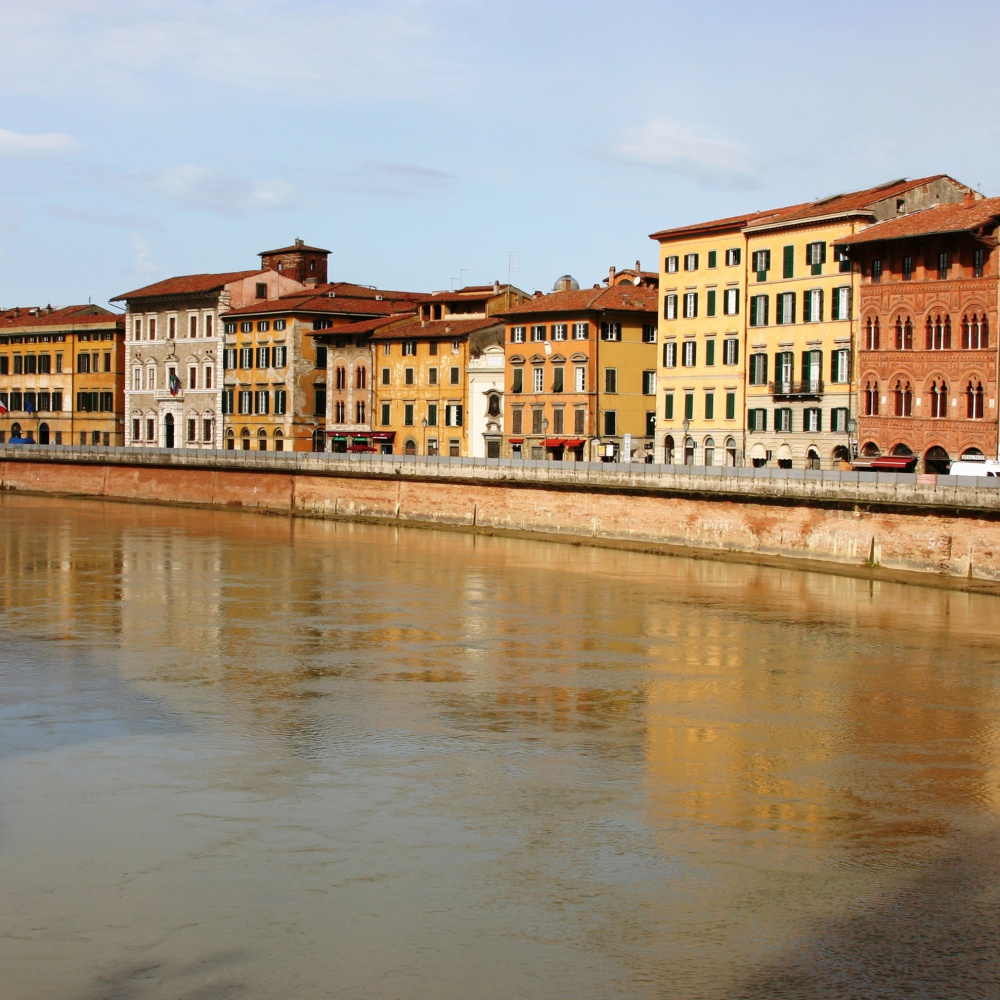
[3,446,1000,591]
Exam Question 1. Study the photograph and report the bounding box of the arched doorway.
[664,434,675,464]
[164,413,175,448]
[725,437,737,467]
[38,423,50,445]
[225,429,235,451]
[312,428,325,453]
[832,445,850,467]
[274,430,284,453]
[684,436,695,465]
[258,429,268,451]
[10,422,22,440]
[703,437,715,467]
[924,445,950,475]
[961,447,985,461]
[404,438,417,455]
[777,443,793,469]
[241,429,250,450]
[861,442,880,457]
[750,442,767,468]
[806,447,820,470]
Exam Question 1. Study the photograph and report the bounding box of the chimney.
[305,277,318,288]
[609,265,616,285]
[534,290,543,298]
[964,188,977,206]
[493,280,500,294]
[635,259,641,273]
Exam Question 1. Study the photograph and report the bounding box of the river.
[2,493,1000,999]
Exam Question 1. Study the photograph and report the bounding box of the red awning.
[370,431,395,441]
[509,438,524,445]
[562,439,585,448]
[870,455,917,469]
[544,438,566,447]
[347,445,376,452]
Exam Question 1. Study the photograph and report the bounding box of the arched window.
[335,366,347,389]
[926,314,951,350]
[863,381,880,416]
[866,317,880,351]
[894,380,912,417]
[862,441,880,457]
[355,400,366,423]
[335,400,346,422]
[967,380,985,419]
[241,428,250,450]
[355,367,367,389]
[487,393,501,417]
[257,429,268,451]
[895,316,913,350]
[664,434,675,464]
[930,380,948,418]
[725,437,737,467]
[703,437,715,467]
[404,438,417,455]
[274,429,284,453]
[806,447,820,470]
[684,436,695,465]
[225,429,235,451]
[963,314,989,349]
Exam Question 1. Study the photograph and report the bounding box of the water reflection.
[1,493,1000,999]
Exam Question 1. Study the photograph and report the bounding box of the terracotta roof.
[833,196,1000,247]
[0,304,123,329]
[368,316,503,342]
[223,292,410,319]
[324,281,424,301]
[258,242,330,256]
[422,283,517,302]
[112,270,264,302]
[307,314,414,337]
[650,204,802,240]
[755,175,955,228]
[498,283,658,318]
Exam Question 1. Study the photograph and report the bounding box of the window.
[574,366,586,392]
[895,316,914,350]
[726,247,741,267]
[253,389,269,415]
[187,419,197,443]
[642,370,656,395]
[749,353,768,385]
[871,258,882,283]
[962,314,989,349]
[531,324,546,341]
[428,341,438,356]
[937,251,949,280]
[223,348,236,370]
[533,367,544,392]
[511,408,523,434]
[683,293,698,319]
[752,249,770,278]
[783,245,794,279]
[803,288,823,323]
[902,255,913,281]
[604,368,617,393]
[274,319,286,332]
[723,338,738,365]
[404,367,414,386]
[256,346,270,369]
[427,403,438,426]
[775,407,792,433]
[553,324,568,341]
[726,391,736,420]
[55,353,63,373]
[775,351,794,391]
[573,408,586,434]
[831,407,850,432]
[974,248,986,278]
[967,380,985,418]
[240,321,252,334]
[802,350,822,390]
[665,392,674,419]
[930,380,948,418]
[682,341,697,367]
[134,319,142,340]
[706,290,717,317]
[705,339,716,366]
[188,367,197,390]
[238,389,252,415]
[836,248,851,273]
[863,381,879,416]
[662,341,677,368]
[531,409,543,434]
[830,286,851,321]
[603,411,617,436]
[511,326,526,343]
[552,409,564,434]
[723,288,739,316]
[257,320,270,333]
[381,402,391,425]
[893,380,913,417]
[704,392,714,420]
[831,348,851,384]
[776,292,795,325]
[76,353,90,374]
[642,324,656,343]
[552,367,564,392]
[445,404,463,427]
[255,282,267,299]
[335,400,346,422]
[404,402,414,426]
[204,419,214,442]
[402,340,416,356]
[274,389,287,415]
[684,253,698,271]
[684,392,694,420]
[665,255,679,273]
[428,366,438,385]
[707,250,717,269]
[239,346,252,369]
[926,314,951,350]
[803,408,822,432]
[664,295,678,320]
[314,387,325,415]
[168,316,176,339]
[806,242,826,272]
[750,295,769,327]
[572,322,589,340]
[221,388,234,414]
[748,408,767,432]
[600,321,622,341]
[511,367,523,393]
[450,366,460,385]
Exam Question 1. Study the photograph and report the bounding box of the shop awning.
[370,431,395,441]
[562,439,585,448]
[509,438,524,445]
[348,445,376,452]
[544,438,566,448]
[870,455,917,470]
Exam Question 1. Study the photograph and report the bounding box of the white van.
[948,460,1000,477]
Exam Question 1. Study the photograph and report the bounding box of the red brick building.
[837,194,1000,472]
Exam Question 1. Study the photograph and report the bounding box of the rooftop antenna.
[507,251,520,309]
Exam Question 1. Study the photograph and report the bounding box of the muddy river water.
[3,493,1000,999]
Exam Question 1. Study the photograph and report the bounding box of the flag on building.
[169,373,181,396]
[0,399,7,415]
[24,398,35,414]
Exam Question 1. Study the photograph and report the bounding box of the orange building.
[0,304,125,445]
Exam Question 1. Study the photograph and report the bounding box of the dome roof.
[553,274,580,292]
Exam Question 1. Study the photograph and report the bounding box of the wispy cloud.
[140,165,296,215]
[45,205,159,230]
[606,117,760,189]
[0,127,77,158]
[318,160,455,198]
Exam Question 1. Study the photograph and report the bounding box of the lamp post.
[540,417,549,461]
[846,417,857,462]
[682,417,690,466]
[421,416,428,457]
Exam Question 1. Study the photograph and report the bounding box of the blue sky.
[2,0,999,308]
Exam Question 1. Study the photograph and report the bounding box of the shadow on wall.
[722,826,1000,999]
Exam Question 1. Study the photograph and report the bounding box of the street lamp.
[540,417,549,460]
[682,417,691,465]
[421,416,428,457]
[846,417,857,462]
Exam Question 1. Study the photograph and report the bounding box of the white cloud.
[318,160,455,198]
[607,118,760,189]
[0,128,77,158]
[143,165,296,215]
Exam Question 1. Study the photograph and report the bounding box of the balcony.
[769,379,823,399]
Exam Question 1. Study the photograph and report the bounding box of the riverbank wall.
[4,445,1000,591]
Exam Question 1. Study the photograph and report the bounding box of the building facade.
[0,305,125,445]
[837,194,1000,471]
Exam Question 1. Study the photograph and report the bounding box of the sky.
[2,0,1000,309]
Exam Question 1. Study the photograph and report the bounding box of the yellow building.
[743,176,970,469]
[651,208,791,466]
[0,304,125,446]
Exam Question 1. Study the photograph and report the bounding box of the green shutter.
[707,290,716,316]
[831,290,839,320]
[783,245,794,278]
[726,391,735,420]
[803,290,811,323]
[708,250,717,268]
[666,393,674,419]
[706,339,715,366]
[789,292,795,324]
[684,393,693,419]
[705,392,714,420]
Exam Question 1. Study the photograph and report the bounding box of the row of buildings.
[2,175,999,471]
